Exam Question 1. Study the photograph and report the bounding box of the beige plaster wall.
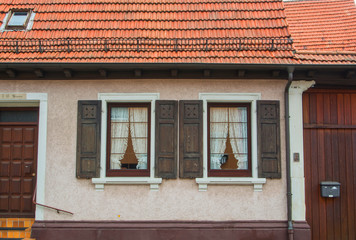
[0,79,287,221]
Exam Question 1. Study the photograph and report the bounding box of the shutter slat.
[179,100,203,178]
[76,100,101,178]
[155,100,178,178]
[257,100,281,178]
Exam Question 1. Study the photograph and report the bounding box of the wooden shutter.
[76,100,101,178]
[257,100,281,178]
[155,100,178,178]
[179,100,203,178]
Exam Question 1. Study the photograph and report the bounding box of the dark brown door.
[303,89,356,240]
[0,108,38,217]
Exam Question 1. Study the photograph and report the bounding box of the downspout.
[285,67,294,240]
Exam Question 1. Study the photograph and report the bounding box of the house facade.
[0,0,355,240]
[284,1,356,240]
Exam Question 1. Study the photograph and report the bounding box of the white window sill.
[92,177,162,191]
[196,177,266,192]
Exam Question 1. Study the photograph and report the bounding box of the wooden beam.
[5,69,16,78]
[238,70,246,77]
[345,70,355,79]
[307,70,316,77]
[203,69,211,77]
[171,69,178,77]
[63,69,72,78]
[34,69,44,78]
[134,69,142,77]
[272,70,280,77]
[99,69,107,77]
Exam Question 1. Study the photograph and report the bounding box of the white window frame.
[196,93,266,191]
[92,93,162,191]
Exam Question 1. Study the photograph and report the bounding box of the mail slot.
[320,181,340,198]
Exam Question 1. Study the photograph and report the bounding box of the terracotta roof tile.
[0,0,294,64]
[284,0,356,64]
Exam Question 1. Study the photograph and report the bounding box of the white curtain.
[229,107,248,169]
[129,107,148,169]
[110,107,129,169]
[210,108,228,169]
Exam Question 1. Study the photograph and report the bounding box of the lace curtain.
[110,107,148,170]
[210,106,248,170]
[210,108,228,169]
[129,107,148,169]
[229,107,248,169]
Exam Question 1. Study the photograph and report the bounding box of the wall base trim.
[32,220,310,240]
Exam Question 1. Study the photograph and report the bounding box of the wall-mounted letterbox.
[320,182,340,198]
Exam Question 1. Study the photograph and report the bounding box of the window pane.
[228,123,247,138]
[109,106,149,171]
[0,110,38,122]
[210,138,227,154]
[111,122,129,138]
[8,12,28,26]
[210,154,224,169]
[229,107,247,122]
[111,107,128,122]
[230,138,248,154]
[209,105,249,172]
[130,107,147,122]
[210,107,228,122]
[130,123,147,137]
[131,138,147,154]
[210,123,228,138]
[235,153,248,169]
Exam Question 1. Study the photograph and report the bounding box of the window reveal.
[208,103,251,177]
[107,103,150,177]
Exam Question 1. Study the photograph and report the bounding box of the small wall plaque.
[0,93,26,100]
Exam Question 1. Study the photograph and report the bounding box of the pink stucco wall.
[0,79,287,221]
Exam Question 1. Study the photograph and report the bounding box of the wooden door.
[303,89,356,240]
[0,108,38,217]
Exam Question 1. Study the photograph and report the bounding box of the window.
[5,10,32,30]
[196,93,266,192]
[89,93,161,191]
[107,102,150,177]
[208,103,251,177]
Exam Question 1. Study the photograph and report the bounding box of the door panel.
[303,89,356,240]
[0,109,38,217]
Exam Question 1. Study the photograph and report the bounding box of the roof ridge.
[29,26,289,30]
[3,0,283,5]
[297,50,356,55]
[34,17,287,22]
[19,8,285,13]
[0,36,293,40]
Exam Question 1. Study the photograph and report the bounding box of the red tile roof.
[0,0,294,64]
[284,0,356,64]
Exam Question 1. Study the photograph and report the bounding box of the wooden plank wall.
[303,89,356,240]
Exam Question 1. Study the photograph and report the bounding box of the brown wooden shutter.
[257,100,281,178]
[155,100,178,178]
[76,100,101,178]
[179,100,203,178]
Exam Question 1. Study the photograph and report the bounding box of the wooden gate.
[0,108,38,217]
[303,89,356,240]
